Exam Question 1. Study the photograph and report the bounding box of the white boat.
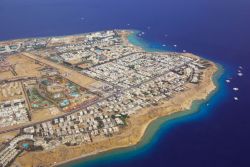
[237,72,243,76]
[234,97,239,101]
[233,87,239,91]
[225,79,231,83]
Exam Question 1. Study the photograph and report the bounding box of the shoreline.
[0,29,134,43]
[54,32,222,166]
[56,63,221,167]
[12,30,221,167]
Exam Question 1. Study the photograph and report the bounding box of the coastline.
[57,63,221,167]
[59,63,223,167]
[1,0,249,165]
[13,30,221,167]
[0,29,133,43]
[58,31,222,167]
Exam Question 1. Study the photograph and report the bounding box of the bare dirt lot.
[4,54,44,79]
[23,53,97,88]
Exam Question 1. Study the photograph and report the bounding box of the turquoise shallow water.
[128,30,175,52]
[1,0,250,166]
[60,31,227,167]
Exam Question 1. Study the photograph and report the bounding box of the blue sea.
[1,0,250,166]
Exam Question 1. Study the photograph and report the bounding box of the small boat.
[173,44,177,47]
[237,72,243,76]
[233,87,239,91]
[234,97,239,101]
[162,44,166,47]
[226,79,231,83]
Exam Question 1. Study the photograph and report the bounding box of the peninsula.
[0,30,218,167]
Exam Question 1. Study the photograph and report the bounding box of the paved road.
[0,54,194,134]
[23,53,96,87]
[0,94,111,134]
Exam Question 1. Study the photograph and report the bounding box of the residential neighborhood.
[0,30,212,167]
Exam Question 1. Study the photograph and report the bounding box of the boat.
[234,97,239,101]
[233,87,239,91]
[237,72,243,76]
